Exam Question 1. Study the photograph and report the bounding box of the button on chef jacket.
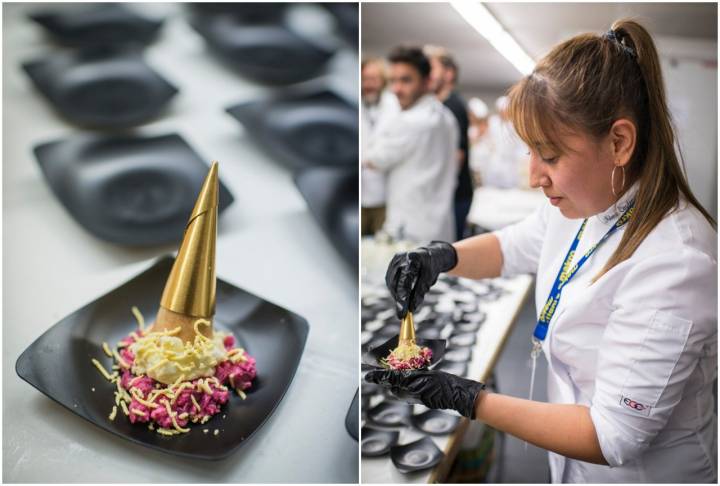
[495,184,717,483]
[364,94,459,243]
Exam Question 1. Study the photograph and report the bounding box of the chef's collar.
[596,181,639,225]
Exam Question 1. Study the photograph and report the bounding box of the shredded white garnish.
[91,358,113,381]
[131,306,145,331]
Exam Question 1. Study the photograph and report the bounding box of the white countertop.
[2,3,359,483]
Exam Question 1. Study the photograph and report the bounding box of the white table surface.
[360,272,533,484]
[2,3,359,483]
[466,186,546,232]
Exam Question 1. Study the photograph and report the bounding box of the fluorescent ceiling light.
[450,1,535,75]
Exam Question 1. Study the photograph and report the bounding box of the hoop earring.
[611,165,625,197]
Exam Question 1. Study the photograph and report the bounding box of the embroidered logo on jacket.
[620,396,652,416]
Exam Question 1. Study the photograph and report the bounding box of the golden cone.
[153,161,219,342]
[399,311,416,347]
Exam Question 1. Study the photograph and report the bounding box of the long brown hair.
[507,18,716,280]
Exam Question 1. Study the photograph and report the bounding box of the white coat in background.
[495,183,717,483]
[364,94,459,243]
[475,114,529,189]
[361,90,399,209]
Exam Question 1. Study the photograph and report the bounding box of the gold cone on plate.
[153,161,219,342]
[399,311,416,347]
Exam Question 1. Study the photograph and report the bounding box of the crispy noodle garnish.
[91,308,257,435]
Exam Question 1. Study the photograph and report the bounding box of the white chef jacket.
[475,115,529,189]
[495,184,718,483]
[361,91,399,208]
[364,94,458,243]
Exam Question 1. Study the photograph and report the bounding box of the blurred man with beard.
[363,46,458,243]
[361,58,398,235]
[425,46,472,240]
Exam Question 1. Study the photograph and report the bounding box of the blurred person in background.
[363,46,458,242]
[361,57,399,235]
[425,45,473,240]
[481,95,531,189]
[467,97,493,186]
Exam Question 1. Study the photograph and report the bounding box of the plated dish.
[16,256,309,460]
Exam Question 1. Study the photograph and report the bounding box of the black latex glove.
[385,241,458,319]
[365,369,485,419]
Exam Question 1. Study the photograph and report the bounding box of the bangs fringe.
[507,76,567,154]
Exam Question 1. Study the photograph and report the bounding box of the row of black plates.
[359,275,503,472]
[23,3,359,266]
[28,3,356,85]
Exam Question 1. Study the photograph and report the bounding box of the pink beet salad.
[382,344,433,370]
[91,309,257,436]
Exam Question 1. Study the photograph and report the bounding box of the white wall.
[663,57,718,219]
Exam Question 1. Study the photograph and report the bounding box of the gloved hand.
[365,369,485,419]
[385,241,458,319]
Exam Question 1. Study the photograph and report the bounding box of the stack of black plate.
[360,274,492,472]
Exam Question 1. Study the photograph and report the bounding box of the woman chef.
[366,19,717,483]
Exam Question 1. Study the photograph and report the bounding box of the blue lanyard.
[532,203,635,342]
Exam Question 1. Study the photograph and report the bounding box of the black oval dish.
[188,2,288,21]
[390,436,444,473]
[226,89,358,169]
[294,166,358,267]
[33,133,234,247]
[435,361,468,378]
[189,11,333,85]
[454,321,481,334]
[366,400,412,427]
[361,335,446,371]
[29,4,163,47]
[361,426,399,457]
[15,256,309,461]
[322,3,358,46]
[345,389,359,441]
[411,410,461,436]
[444,346,472,363]
[22,47,177,129]
[449,332,477,348]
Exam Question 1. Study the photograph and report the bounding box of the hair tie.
[604,29,636,58]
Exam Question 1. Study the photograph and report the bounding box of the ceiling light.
[450,1,535,75]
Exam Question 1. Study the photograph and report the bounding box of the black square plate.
[15,256,309,460]
[410,409,461,436]
[361,335,446,371]
[23,47,178,129]
[345,389,358,441]
[361,426,398,457]
[33,132,234,247]
[190,10,333,85]
[366,400,412,427]
[226,88,358,169]
[29,4,163,47]
[294,165,358,267]
[390,436,444,473]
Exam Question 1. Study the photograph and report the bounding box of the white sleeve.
[590,248,717,466]
[364,117,418,171]
[492,202,550,276]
